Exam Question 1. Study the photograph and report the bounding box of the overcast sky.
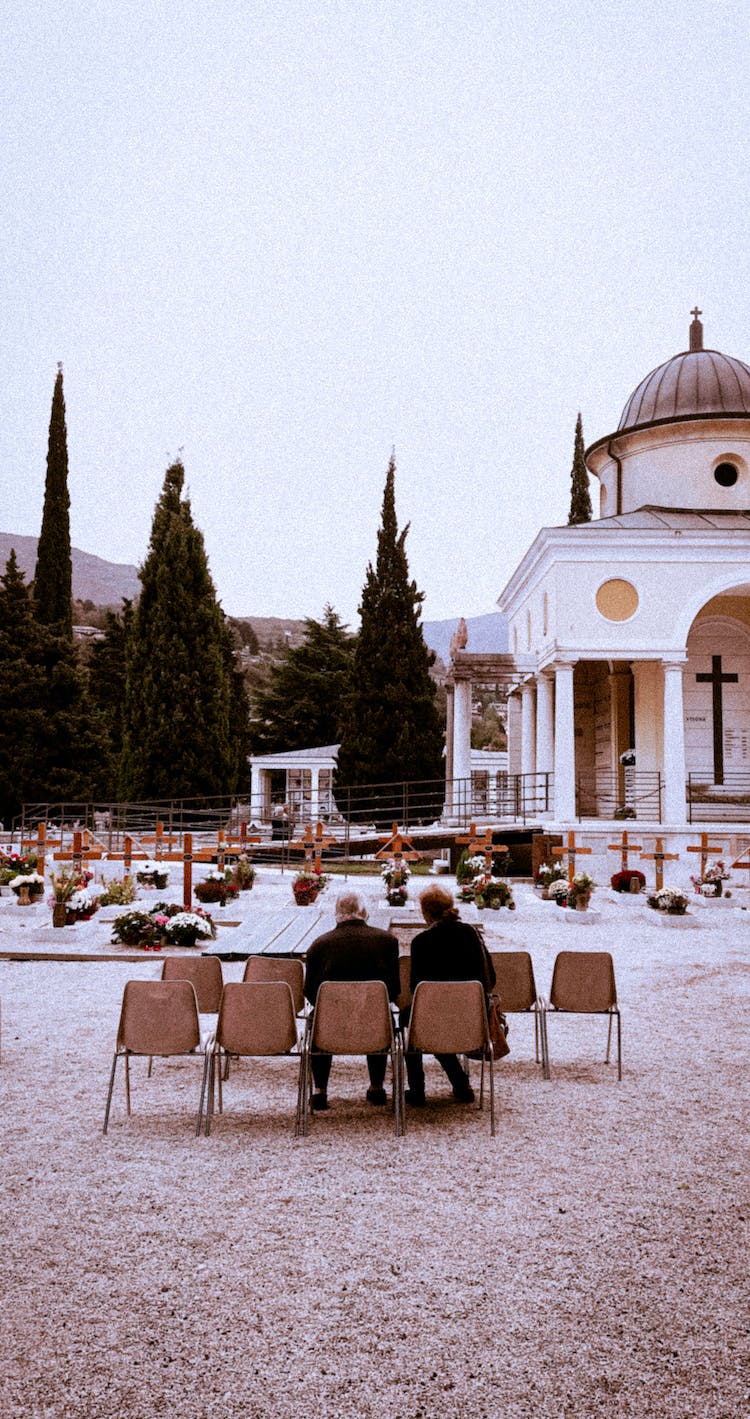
[3,1,750,625]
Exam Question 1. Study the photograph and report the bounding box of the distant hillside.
[421,611,509,663]
[0,533,140,606]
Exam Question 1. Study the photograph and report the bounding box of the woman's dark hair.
[419,884,459,925]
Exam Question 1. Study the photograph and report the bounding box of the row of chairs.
[102,950,621,1136]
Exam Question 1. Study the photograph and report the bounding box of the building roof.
[567,505,750,533]
[617,348,750,434]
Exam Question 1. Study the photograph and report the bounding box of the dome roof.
[618,347,750,433]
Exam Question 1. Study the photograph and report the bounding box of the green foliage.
[568,411,593,525]
[34,366,73,635]
[335,457,444,803]
[471,699,507,750]
[119,460,250,801]
[86,602,132,798]
[0,551,103,820]
[250,605,355,754]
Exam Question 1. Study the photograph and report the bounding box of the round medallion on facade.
[596,579,639,622]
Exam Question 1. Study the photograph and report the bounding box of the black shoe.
[405,1089,426,1107]
[311,1092,329,1112]
[452,1085,475,1104]
[366,1087,387,1105]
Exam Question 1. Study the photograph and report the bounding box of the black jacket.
[304,918,401,1006]
[410,918,495,994]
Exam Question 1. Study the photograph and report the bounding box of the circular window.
[714,461,739,487]
[596,579,639,622]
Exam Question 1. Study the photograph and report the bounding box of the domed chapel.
[447,311,750,845]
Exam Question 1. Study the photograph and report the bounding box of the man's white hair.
[335,890,368,923]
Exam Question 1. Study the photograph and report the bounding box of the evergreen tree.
[120,460,249,801]
[568,411,593,525]
[250,606,355,754]
[34,364,73,635]
[86,602,133,798]
[0,552,48,822]
[335,458,444,811]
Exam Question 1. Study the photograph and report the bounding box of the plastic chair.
[489,951,549,1078]
[406,980,496,1135]
[299,980,404,1138]
[396,955,412,1012]
[103,980,205,1133]
[545,951,622,1079]
[160,955,223,1012]
[243,956,305,1016]
[202,981,299,1135]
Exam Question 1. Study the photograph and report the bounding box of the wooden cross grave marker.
[52,829,105,874]
[375,823,421,868]
[696,655,738,785]
[138,821,180,861]
[456,822,508,876]
[730,838,750,886]
[552,831,592,886]
[640,838,680,892]
[607,829,643,874]
[290,822,337,873]
[686,832,729,881]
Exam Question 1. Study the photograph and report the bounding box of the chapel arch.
[684,604,750,786]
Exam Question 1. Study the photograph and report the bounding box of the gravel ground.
[1,872,748,1418]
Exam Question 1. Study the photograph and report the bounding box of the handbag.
[487,994,511,1059]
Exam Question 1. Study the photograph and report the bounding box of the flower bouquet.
[232,855,256,891]
[0,851,38,887]
[473,874,516,910]
[548,878,570,907]
[611,870,646,894]
[99,874,136,907]
[690,860,731,897]
[535,862,566,896]
[111,903,216,949]
[65,887,100,923]
[194,869,240,906]
[9,870,45,902]
[647,886,689,916]
[381,860,410,905]
[566,872,595,910]
[456,851,486,885]
[136,860,170,891]
[292,869,329,906]
[49,868,97,925]
[164,910,216,948]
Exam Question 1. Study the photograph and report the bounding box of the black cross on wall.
[696,655,738,785]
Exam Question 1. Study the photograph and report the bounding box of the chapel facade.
[449,311,750,830]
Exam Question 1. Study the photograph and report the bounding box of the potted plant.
[164,910,217,948]
[535,862,566,898]
[292,869,328,906]
[111,908,163,949]
[65,886,101,924]
[690,860,731,898]
[456,850,486,885]
[9,870,45,904]
[611,869,646,894]
[99,874,137,906]
[567,872,595,910]
[232,855,256,891]
[194,869,240,906]
[647,886,689,916]
[548,878,570,908]
[49,867,92,926]
[0,851,37,890]
[381,860,410,906]
[136,860,170,891]
[473,874,516,910]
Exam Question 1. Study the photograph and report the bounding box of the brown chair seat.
[103,979,205,1134]
[299,979,404,1137]
[489,951,549,1078]
[202,981,300,1135]
[406,979,496,1135]
[545,951,622,1079]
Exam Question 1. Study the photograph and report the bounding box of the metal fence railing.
[575,771,663,822]
[687,773,750,823]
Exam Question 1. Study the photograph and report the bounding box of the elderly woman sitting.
[402,884,495,1107]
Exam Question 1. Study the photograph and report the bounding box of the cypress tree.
[120,460,249,801]
[86,602,133,798]
[0,552,48,822]
[335,457,444,811]
[250,606,355,755]
[35,364,73,635]
[568,412,593,525]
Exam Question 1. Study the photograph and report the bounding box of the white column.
[310,766,321,825]
[507,691,522,776]
[452,680,472,818]
[553,661,576,822]
[444,686,455,816]
[520,681,536,777]
[535,673,554,813]
[663,661,687,825]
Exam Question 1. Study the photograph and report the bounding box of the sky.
[3,0,750,626]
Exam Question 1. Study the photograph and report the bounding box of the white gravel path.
[0,871,748,1418]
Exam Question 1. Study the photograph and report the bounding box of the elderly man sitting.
[303,890,400,1112]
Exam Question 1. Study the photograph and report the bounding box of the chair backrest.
[549,952,617,1013]
[311,980,393,1056]
[161,955,223,1013]
[243,955,305,1014]
[489,951,538,1012]
[396,955,412,1012]
[407,980,488,1056]
[216,981,298,1056]
[117,980,201,1055]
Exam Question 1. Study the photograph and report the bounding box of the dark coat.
[409,917,496,994]
[304,918,401,1006]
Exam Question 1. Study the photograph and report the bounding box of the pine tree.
[335,457,444,813]
[34,364,73,635]
[86,602,133,798]
[119,460,249,801]
[250,606,355,754]
[0,552,48,822]
[568,412,593,525]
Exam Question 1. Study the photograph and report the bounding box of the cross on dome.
[689,305,704,351]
